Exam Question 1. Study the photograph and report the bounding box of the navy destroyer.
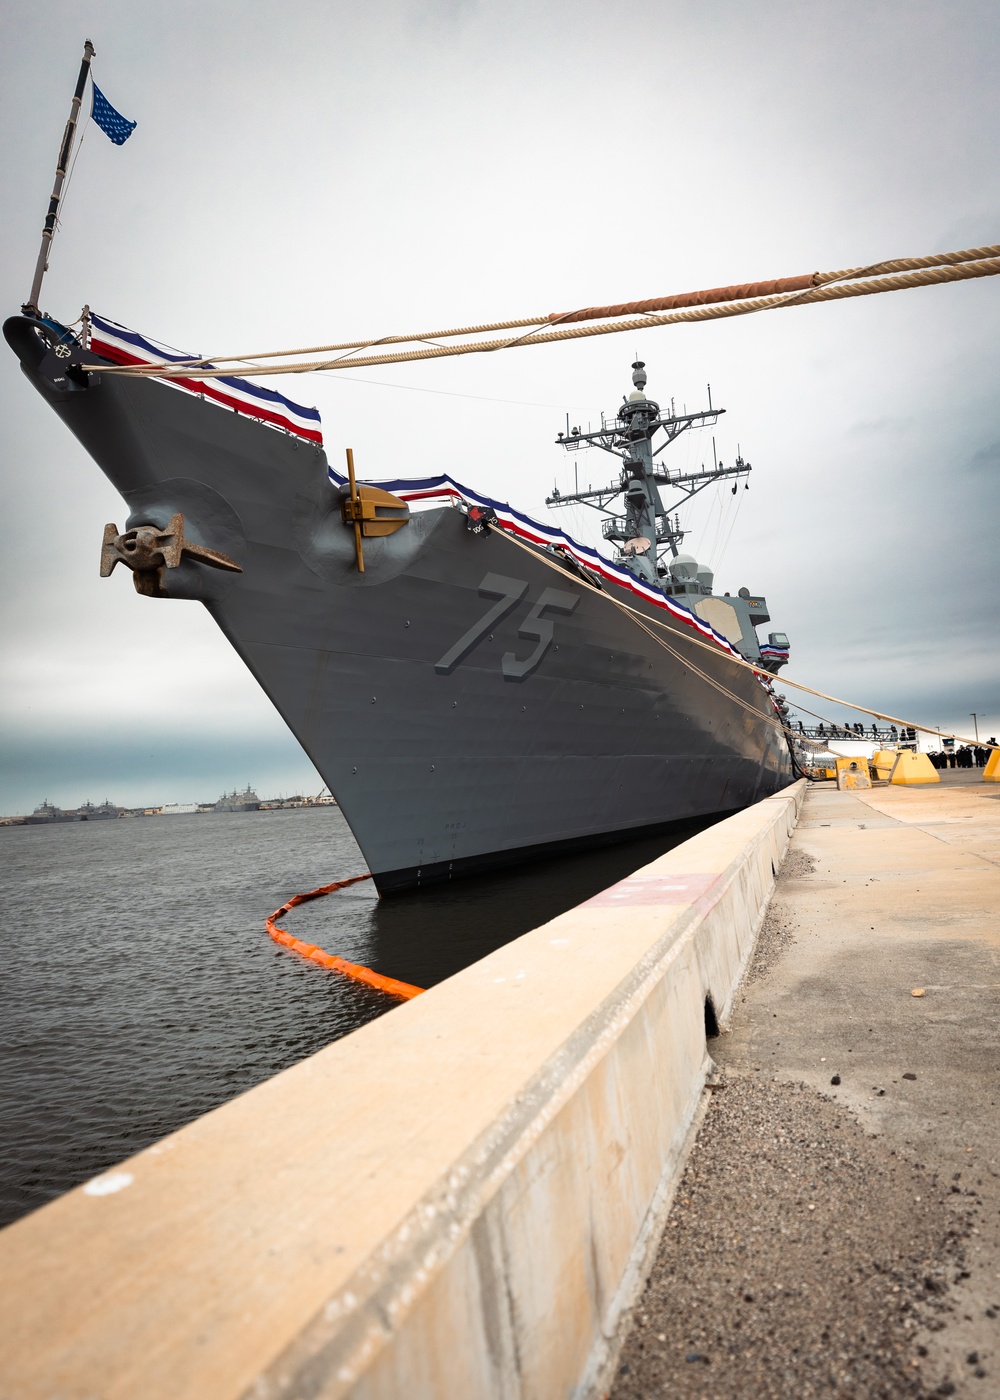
[5,306,792,891]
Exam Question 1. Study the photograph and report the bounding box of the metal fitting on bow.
[100,512,242,597]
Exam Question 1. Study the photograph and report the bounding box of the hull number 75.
[434,572,578,680]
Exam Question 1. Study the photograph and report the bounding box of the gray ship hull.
[6,316,792,892]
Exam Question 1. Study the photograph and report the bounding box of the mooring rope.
[551,243,1000,325]
[92,242,1000,379]
[266,873,424,1000]
[491,525,989,751]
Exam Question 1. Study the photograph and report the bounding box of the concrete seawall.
[0,781,804,1400]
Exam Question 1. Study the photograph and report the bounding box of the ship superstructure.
[547,361,790,675]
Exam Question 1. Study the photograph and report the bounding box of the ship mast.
[23,39,95,318]
[546,361,750,585]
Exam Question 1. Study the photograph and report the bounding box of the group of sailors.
[793,719,996,767]
[928,746,994,770]
[797,720,910,742]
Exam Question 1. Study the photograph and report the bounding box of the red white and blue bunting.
[327,465,749,662]
[81,314,775,671]
[89,314,323,445]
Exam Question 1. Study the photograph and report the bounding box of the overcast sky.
[2,0,998,814]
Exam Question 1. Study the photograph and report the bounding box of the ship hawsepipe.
[5,314,793,893]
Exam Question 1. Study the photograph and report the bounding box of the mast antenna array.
[546,361,749,577]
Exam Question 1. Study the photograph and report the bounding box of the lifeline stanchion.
[266,873,424,1001]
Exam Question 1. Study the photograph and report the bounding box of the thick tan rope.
[547,243,1000,325]
[492,525,987,750]
[265,259,1000,375]
[94,244,1000,379]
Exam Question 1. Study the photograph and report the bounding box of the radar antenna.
[546,362,751,585]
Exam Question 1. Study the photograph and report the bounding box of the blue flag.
[92,83,137,145]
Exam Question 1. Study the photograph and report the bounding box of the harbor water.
[0,805,709,1228]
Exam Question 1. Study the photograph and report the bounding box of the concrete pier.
[0,784,802,1400]
[612,772,1000,1399]
[2,772,995,1398]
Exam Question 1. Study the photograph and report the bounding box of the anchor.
[100,512,242,597]
[340,448,409,572]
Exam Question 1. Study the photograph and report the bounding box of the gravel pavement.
[609,784,999,1399]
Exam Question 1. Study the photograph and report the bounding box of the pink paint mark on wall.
[582,872,721,909]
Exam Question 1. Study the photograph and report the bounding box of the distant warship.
[75,799,118,820]
[214,786,261,814]
[23,800,73,826]
[5,309,793,891]
[23,797,117,823]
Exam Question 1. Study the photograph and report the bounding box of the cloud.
[2,0,999,813]
[968,441,1000,473]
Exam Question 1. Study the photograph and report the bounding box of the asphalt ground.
[609,777,1000,1400]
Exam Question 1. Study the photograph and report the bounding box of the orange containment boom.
[265,874,425,1000]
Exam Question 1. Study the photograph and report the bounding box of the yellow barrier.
[835,756,871,790]
[806,763,836,780]
[871,749,897,781]
[890,751,940,785]
[984,749,1000,782]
